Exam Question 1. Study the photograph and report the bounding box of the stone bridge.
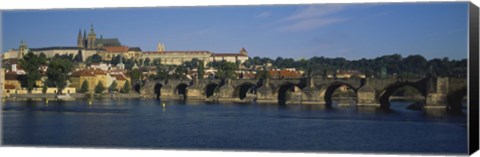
[139,77,466,112]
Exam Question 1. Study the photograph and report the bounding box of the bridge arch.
[174,83,189,100]
[447,87,467,113]
[323,82,357,105]
[204,83,219,98]
[235,82,257,100]
[277,82,302,105]
[154,83,163,100]
[378,82,427,108]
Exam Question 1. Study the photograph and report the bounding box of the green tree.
[144,58,151,66]
[95,81,105,94]
[86,54,102,64]
[121,80,130,93]
[80,80,89,93]
[129,68,142,85]
[109,81,118,92]
[19,52,46,93]
[47,58,74,94]
[197,60,204,80]
[42,83,48,94]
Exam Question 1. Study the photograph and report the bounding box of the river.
[1,99,468,154]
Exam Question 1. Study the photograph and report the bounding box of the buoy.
[89,101,92,105]
[162,103,166,108]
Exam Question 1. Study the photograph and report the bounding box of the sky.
[1,2,469,60]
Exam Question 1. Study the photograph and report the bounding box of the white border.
[0,0,478,157]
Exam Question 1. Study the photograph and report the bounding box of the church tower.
[77,29,84,48]
[87,25,96,49]
[157,42,165,52]
[18,41,28,59]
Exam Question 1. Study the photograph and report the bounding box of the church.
[77,25,122,49]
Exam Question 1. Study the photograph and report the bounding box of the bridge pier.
[356,84,380,107]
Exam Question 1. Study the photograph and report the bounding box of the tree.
[46,58,73,94]
[73,50,83,62]
[19,52,46,93]
[42,83,48,94]
[80,80,89,93]
[86,54,102,64]
[144,58,151,66]
[129,68,142,84]
[95,81,105,94]
[121,80,130,93]
[110,55,122,65]
[109,81,118,92]
[197,60,205,80]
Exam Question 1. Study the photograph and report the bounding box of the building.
[98,46,142,61]
[142,51,212,67]
[71,68,109,93]
[269,69,303,79]
[1,68,5,97]
[335,70,366,79]
[211,48,249,67]
[77,25,122,49]
[70,68,131,93]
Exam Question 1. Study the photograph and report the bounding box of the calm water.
[2,99,467,154]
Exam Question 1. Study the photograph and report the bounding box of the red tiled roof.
[72,69,107,77]
[110,74,127,81]
[4,84,16,89]
[104,46,129,52]
[4,72,18,80]
[269,70,302,78]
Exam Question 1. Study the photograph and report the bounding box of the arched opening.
[378,83,426,110]
[154,83,163,100]
[175,83,189,100]
[205,83,219,98]
[238,83,256,99]
[324,83,357,106]
[447,87,467,114]
[277,83,296,105]
[134,83,142,93]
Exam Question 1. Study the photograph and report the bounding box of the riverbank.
[2,93,143,101]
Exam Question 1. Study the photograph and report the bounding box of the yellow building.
[142,51,212,67]
[71,69,108,93]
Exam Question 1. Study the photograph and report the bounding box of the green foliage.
[129,68,142,84]
[80,80,89,93]
[95,81,105,94]
[256,68,271,79]
[110,55,122,65]
[121,80,130,93]
[246,54,466,78]
[86,54,102,64]
[73,50,83,62]
[210,61,237,79]
[144,58,151,66]
[109,81,118,92]
[47,58,73,94]
[42,83,48,94]
[19,52,47,92]
[197,60,205,80]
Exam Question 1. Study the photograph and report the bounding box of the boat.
[56,93,75,100]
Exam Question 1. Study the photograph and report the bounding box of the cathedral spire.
[77,29,84,48]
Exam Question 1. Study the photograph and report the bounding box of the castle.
[77,25,122,49]
[2,25,249,68]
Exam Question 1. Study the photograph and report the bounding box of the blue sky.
[1,2,468,60]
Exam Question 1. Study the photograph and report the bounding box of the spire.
[83,29,86,39]
[88,25,96,36]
